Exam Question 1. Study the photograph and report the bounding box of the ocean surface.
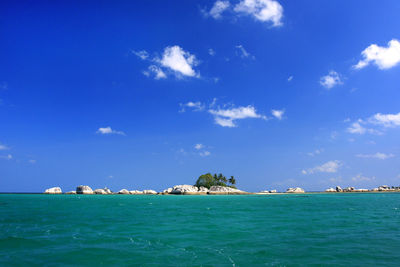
[1,193,400,266]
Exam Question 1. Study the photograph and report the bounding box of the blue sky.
[1,0,400,192]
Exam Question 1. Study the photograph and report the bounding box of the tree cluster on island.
[194,173,236,189]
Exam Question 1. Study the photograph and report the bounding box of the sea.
[1,193,400,266]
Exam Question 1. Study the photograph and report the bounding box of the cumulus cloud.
[356,152,394,160]
[288,76,293,82]
[351,173,375,182]
[271,109,284,120]
[302,160,342,175]
[347,112,400,135]
[354,39,400,70]
[134,45,200,80]
[194,144,204,150]
[96,127,126,136]
[180,100,269,128]
[234,0,283,26]
[320,71,342,89]
[307,148,323,157]
[208,48,216,56]
[208,0,230,19]
[235,45,255,59]
[199,151,211,157]
[209,105,266,127]
[179,101,205,112]
[132,50,149,60]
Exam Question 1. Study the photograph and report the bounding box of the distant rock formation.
[208,186,247,195]
[286,187,305,193]
[118,189,130,194]
[76,185,93,194]
[170,185,201,195]
[325,188,336,192]
[143,190,157,194]
[130,190,143,194]
[44,187,62,194]
[259,189,277,194]
[336,186,343,192]
[94,189,108,194]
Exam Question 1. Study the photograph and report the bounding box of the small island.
[43,173,400,195]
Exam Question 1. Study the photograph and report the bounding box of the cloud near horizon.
[356,152,394,160]
[347,112,400,135]
[302,160,342,175]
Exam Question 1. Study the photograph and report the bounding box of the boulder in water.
[286,187,305,193]
[143,190,157,194]
[118,189,130,194]
[208,186,247,195]
[94,189,108,194]
[76,185,93,194]
[65,191,76,194]
[325,188,336,192]
[44,187,62,194]
[336,186,343,192]
[130,190,143,194]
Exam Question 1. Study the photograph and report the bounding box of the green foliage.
[194,173,237,189]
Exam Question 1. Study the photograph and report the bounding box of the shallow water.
[1,193,400,266]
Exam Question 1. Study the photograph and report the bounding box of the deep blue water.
[1,193,400,266]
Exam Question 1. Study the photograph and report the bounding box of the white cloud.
[354,39,400,70]
[368,112,400,128]
[209,105,266,127]
[194,144,204,150]
[96,127,126,136]
[307,148,323,157]
[234,0,283,27]
[208,0,230,19]
[320,71,342,89]
[0,144,9,150]
[199,151,211,157]
[356,152,394,160]
[271,109,284,120]
[133,50,149,60]
[347,121,366,134]
[288,76,293,81]
[28,159,36,164]
[135,45,200,80]
[160,46,199,78]
[302,160,342,175]
[180,101,204,112]
[144,65,166,80]
[235,45,255,59]
[208,48,216,56]
[351,173,375,182]
[0,154,12,160]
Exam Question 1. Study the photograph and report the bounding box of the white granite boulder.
[286,187,305,193]
[170,185,199,194]
[44,187,62,194]
[208,186,246,194]
[118,189,130,194]
[76,185,93,194]
[94,189,108,194]
[336,186,343,192]
[325,188,336,192]
[198,186,209,193]
[65,191,76,194]
[143,190,157,194]
[130,190,143,194]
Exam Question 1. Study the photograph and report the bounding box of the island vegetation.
[194,173,236,189]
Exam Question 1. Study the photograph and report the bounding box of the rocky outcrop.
[143,190,157,194]
[76,185,93,194]
[118,189,130,194]
[208,186,247,195]
[269,189,277,193]
[198,186,209,193]
[336,186,343,192]
[286,187,305,193]
[353,189,369,192]
[65,191,76,194]
[94,189,108,194]
[44,187,62,194]
[170,185,200,195]
[130,190,143,194]
[325,188,336,192]
[259,189,278,194]
[104,187,112,194]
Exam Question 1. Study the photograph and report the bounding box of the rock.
[371,188,379,192]
[76,185,93,194]
[129,190,143,194]
[259,190,270,194]
[94,189,108,194]
[65,191,76,194]
[354,189,369,192]
[336,186,343,192]
[170,185,199,194]
[269,190,277,193]
[162,188,173,194]
[343,187,355,192]
[143,190,157,194]
[198,186,209,193]
[325,188,336,192]
[44,187,62,194]
[208,186,247,195]
[286,187,305,193]
[118,189,130,194]
[103,187,112,194]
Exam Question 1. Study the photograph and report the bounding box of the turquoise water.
[1,194,400,266]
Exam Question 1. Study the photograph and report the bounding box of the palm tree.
[228,176,236,185]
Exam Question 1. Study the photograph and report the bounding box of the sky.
[1,0,400,192]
